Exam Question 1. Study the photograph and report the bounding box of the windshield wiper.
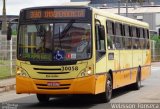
[58,20,75,50]
[60,20,75,39]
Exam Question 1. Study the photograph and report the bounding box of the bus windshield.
[18,22,92,61]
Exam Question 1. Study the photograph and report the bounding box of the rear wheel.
[37,94,50,103]
[133,67,141,90]
[98,73,112,103]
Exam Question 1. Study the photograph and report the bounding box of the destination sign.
[25,9,86,19]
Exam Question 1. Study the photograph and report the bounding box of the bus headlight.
[16,67,30,78]
[87,70,92,75]
[77,66,93,78]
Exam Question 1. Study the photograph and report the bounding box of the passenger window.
[132,27,137,37]
[121,25,125,36]
[124,25,129,37]
[115,23,121,36]
[136,28,140,38]
[95,22,106,61]
[106,20,115,49]
[114,22,124,49]
[146,39,150,49]
[143,29,150,49]
[139,38,145,49]
[124,37,132,49]
[106,20,114,35]
[132,38,141,49]
[140,28,143,38]
[115,36,123,49]
[143,29,149,38]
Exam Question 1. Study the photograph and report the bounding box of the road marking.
[151,67,160,71]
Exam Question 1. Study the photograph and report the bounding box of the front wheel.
[98,73,112,103]
[36,94,50,103]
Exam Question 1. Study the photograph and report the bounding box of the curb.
[0,84,16,93]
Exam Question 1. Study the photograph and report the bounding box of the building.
[71,0,160,34]
[103,6,160,33]
[71,0,160,4]
[71,0,90,1]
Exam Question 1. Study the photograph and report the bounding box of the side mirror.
[7,25,12,40]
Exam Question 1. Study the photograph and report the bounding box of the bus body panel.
[16,75,96,94]
[93,9,151,90]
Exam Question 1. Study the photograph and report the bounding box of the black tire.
[37,94,50,103]
[133,67,141,90]
[98,73,112,103]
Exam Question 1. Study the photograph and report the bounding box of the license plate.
[47,82,60,87]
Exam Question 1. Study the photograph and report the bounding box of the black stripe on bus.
[37,72,69,74]
[34,68,61,70]
[36,84,70,86]
[32,78,74,80]
[37,87,69,90]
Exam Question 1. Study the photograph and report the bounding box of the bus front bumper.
[16,75,96,95]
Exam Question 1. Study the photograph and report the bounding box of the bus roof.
[92,7,149,28]
[20,6,91,12]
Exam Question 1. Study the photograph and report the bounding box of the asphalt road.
[1,66,160,109]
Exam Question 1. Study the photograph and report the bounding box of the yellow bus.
[7,6,151,103]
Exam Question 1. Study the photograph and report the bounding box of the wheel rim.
[107,78,112,98]
[138,77,141,87]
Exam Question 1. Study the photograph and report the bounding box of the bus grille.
[36,72,69,74]
[36,84,70,90]
[33,68,70,74]
[34,68,61,70]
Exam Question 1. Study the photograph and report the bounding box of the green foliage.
[12,30,17,35]
[151,35,160,43]
[151,35,160,49]
[0,60,16,78]
[151,35,160,62]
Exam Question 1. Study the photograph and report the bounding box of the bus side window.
[95,23,106,61]
[106,20,115,49]
[139,28,144,49]
[132,26,137,49]
[140,28,143,38]
[143,29,150,49]
[124,25,131,49]
[124,25,129,37]
[115,22,123,49]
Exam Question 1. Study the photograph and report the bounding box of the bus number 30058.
[61,66,78,71]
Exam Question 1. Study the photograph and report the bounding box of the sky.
[0,0,70,15]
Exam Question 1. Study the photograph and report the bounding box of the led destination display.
[25,9,86,19]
